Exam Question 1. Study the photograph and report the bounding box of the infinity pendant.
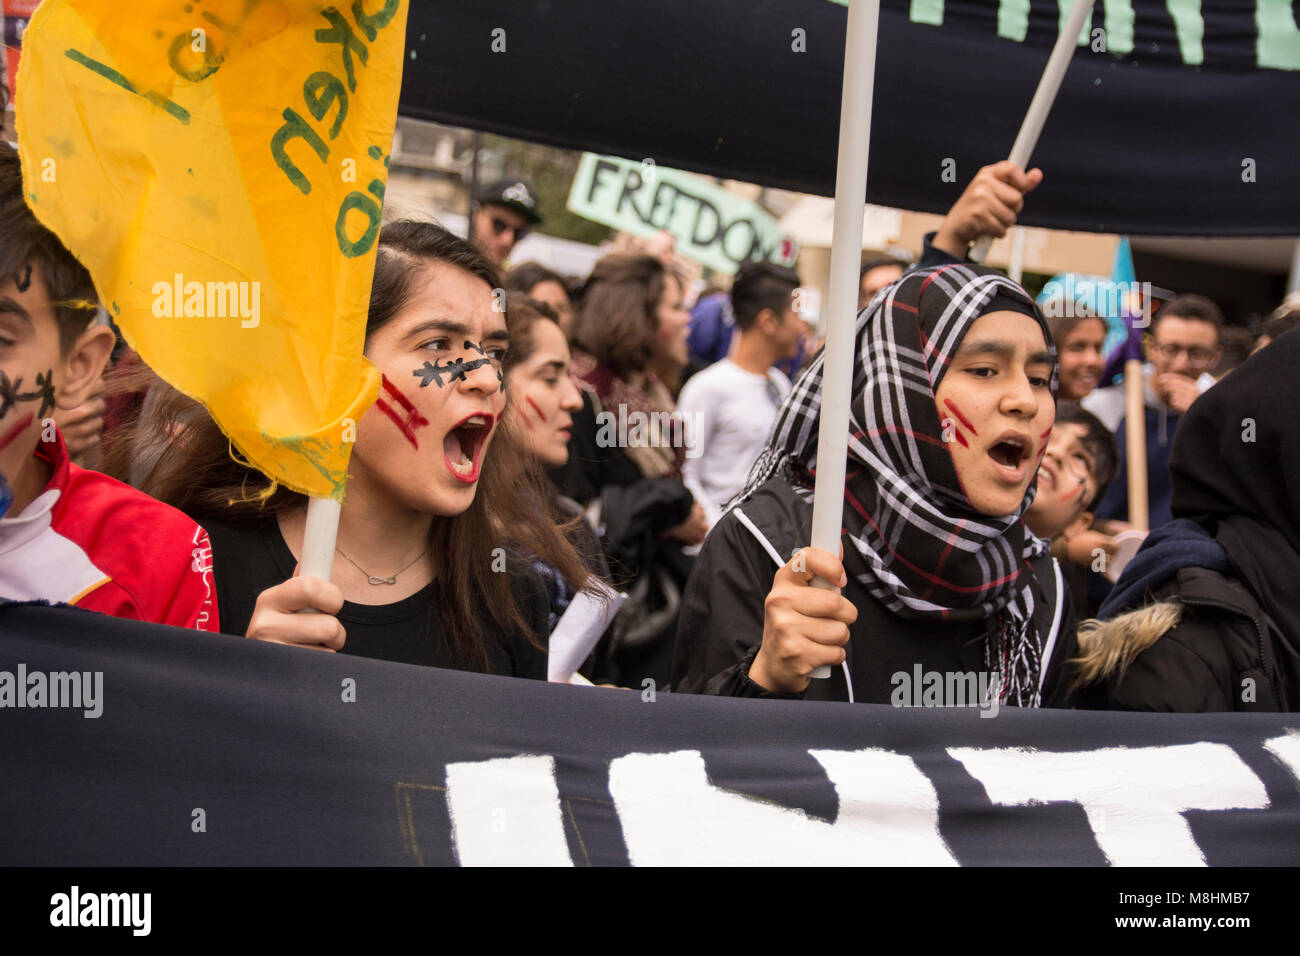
[368,575,397,585]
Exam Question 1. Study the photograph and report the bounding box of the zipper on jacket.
[1176,594,1278,705]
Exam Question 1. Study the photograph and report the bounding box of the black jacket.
[671,476,1078,705]
[550,390,693,582]
[1076,566,1300,712]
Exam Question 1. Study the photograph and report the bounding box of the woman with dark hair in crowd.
[1047,307,1107,403]
[505,261,575,334]
[554,253,707,687]
[673,264,1077,707]
[501,293,610,636]
[1072,331,1300,711]
[108,221,591,677]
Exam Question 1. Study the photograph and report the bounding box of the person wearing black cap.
[471,178,542,266]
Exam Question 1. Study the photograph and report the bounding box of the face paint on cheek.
[0,412,34,453]
[524,395,548,425]
[942,399,979,438]
[375,375,430,449]
[34,371,55,418]
[414,357,492,388]
[1035,428,1052,463]
[0,369,56,420]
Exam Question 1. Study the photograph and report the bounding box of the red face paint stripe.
[942,399,978,436]
[525,395,548,423]
[374,398,420,449]
[374,376,430,450]
[0,412,34,453]
[953,430,968,448]
[381,374,419,413]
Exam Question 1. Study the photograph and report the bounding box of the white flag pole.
[300,496,341,582]
[807,0,881,679]
[1008,226,1026,284]
[969,0,1094,264]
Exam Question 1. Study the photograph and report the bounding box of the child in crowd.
[1022,403,1119,618]
[0,143,217,629]
[672,264,1077,707]
[114,221,589,676]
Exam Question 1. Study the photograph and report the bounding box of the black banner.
[2,603,1299,866]
[398,0,1300,236]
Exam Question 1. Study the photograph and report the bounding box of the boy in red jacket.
[0,142,218,631]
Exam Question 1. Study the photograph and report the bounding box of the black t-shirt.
[203,518,548,679]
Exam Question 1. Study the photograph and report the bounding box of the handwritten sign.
[16,0,409,498]
[567,153,798,275]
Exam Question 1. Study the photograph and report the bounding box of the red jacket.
[0,430,218,632]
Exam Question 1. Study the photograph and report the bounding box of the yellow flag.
[15,0,410,499]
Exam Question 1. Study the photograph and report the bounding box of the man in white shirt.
[678,262,807,528]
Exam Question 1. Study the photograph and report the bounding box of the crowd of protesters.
[2,138,1297,712]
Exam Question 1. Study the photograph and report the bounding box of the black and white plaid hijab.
[740,264,1058,706]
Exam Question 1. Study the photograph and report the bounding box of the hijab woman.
[672,264,1077,707]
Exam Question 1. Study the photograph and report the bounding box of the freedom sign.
[2,603,1298,866]
[567,153,798,275]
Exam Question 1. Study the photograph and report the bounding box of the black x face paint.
[14,265,33,293]
[413,356,493,388]
[464,339,485,355]
[0,368,56,419]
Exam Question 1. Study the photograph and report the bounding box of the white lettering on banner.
[948,743,1270,866]
[444,754,571,866]
[607,749,956,865]
[1263,730,1300,784]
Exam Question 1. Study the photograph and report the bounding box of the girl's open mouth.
[987,434,1029,481]
[443,413,494,484]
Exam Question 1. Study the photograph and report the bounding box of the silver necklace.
[335,544,430,586]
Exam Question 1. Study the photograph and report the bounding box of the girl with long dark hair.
[109,221,590,676]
